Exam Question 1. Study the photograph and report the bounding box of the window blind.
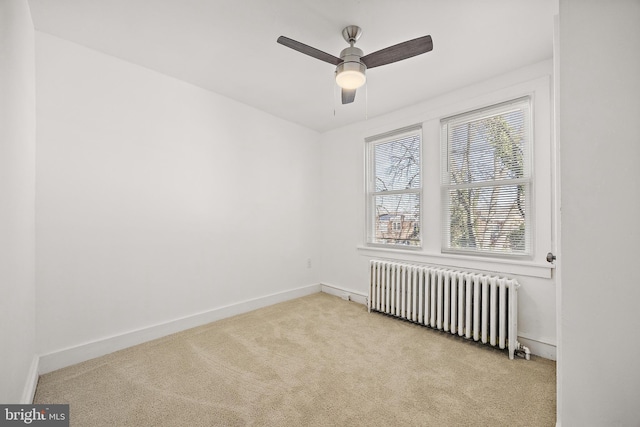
[441,97,532,256]
[366,126,422,247]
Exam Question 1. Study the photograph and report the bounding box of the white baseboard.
[21,355,39,404]
[36,282,555,375]
[517,335,557,361]
[320,283,368,306]
[38,284,322,374]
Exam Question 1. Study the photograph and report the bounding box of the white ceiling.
[27,0,558,133]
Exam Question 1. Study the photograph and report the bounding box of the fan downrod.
[342,26,362,45]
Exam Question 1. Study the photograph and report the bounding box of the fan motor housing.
[339,46,364,63]
[337,46,366,76]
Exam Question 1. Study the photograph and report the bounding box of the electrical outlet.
[307,258,312,268]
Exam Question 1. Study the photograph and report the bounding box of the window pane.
[374,193,420,246]
[446,184,527,254]
[374,134,421,192]
[442,97,531,256]
[448,110,526,185]
[367,126,422,248]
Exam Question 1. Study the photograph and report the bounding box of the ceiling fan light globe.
[336,70,366,89]
[335,61,367,89]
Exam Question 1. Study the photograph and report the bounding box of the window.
[441,97,532,256]
[366,125,422,247]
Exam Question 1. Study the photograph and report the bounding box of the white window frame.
[365,125,423,248]
[440,96,533,257]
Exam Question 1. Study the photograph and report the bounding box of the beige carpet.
[34,292,556,426]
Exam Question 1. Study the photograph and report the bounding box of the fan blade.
[277,36,342,66]
[342,88,356,104]
[361,35,433,69]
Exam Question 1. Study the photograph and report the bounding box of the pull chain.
[333,80,337,116]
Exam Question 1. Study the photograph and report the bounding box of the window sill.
[356,245,554,279]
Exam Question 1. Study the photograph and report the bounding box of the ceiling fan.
[277,26,433,104]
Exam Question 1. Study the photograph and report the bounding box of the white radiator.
[368,260,529,360]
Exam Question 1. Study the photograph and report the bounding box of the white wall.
[35,33,321,369]
[319,60,557,359]
[558,0,640,425]
[0,0,37,403]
